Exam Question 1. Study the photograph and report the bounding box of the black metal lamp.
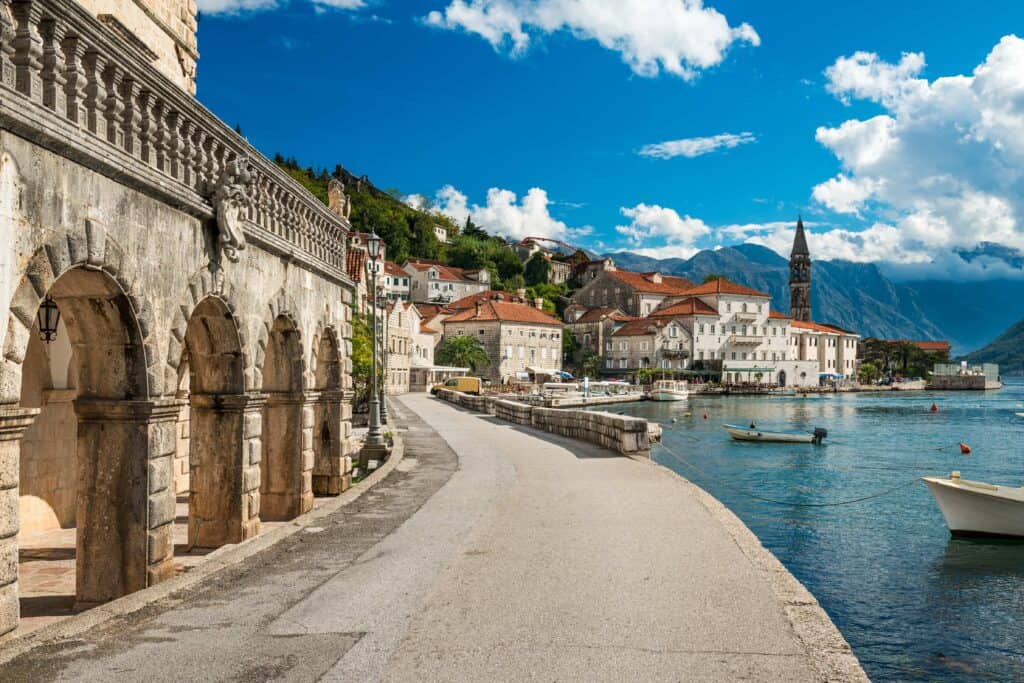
[37,295,60,343]
[366,231,382,262]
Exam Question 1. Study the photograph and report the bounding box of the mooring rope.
[655,439,923,508]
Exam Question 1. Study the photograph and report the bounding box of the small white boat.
[649,380,689,402]
[923,472,1024,539]
[723,424,828,444]
[1015,412,1024,418]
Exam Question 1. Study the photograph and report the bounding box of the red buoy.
[930,403,939,413]
[702,412,709,420]
[959,442,971,455]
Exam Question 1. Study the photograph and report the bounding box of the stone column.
[312,390,352,496]
[73,398,181,609]
[188,393,262,548]
[0,406,39,636]
[260,393,313,520]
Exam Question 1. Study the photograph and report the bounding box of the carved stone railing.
[0,0,350,282]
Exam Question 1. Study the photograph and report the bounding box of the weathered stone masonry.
[434,389,661,458]
[0,0,356,635]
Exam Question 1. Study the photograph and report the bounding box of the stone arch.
[258,297,312,520]
[2,223,161,404]
[310,324,349,496]
[312,324,342,391]
[254,289,306,393]
[3,252,178,633]
[165,266,251,396]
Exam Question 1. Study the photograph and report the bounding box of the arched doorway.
[260,315,312,520]
[778,370,787,387]
[9,266,176,631]
[312,328,348,496]
[183,297,260,548]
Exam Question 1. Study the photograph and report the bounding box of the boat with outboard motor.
[923,471,1024,538]
[723,424,828,444]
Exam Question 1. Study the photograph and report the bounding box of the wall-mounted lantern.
[37,295,61,343]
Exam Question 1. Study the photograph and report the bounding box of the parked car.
[431,376,484,395]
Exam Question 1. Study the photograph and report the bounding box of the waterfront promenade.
[0,394,862,681]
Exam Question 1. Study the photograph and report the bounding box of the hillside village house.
[568,269,697,317]
[404,259,491,303]
[384,303,415,395]
[565,307,632,360]
[383,262,411,301]
[443,298,563,384]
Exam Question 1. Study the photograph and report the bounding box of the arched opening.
[778,370,787,387]
[182,297,259,549]
[260,315,311,520]
[12,267,171,632]
[311,328,347,496]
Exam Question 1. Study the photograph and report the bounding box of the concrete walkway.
[0,394,861,681]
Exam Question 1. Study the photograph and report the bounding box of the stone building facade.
[569,269,696,317]
[384,302,415,395]
[404,259,490,303]
[79,0,199,94]
[0,0,356,635]
[442,298,563,384]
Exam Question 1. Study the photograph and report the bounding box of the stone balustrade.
[434,389,661,458]
[0,0,349,281]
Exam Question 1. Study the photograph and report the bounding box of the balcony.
[728,335,762,346]
[661,348,689,358]
[732,312,758,323]
[0,0,349,280]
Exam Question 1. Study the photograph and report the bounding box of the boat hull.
[722,425,815,443]
[923,477,1024,538]
[650,390,689,402]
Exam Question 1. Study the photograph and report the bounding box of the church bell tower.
[789,217,811,322]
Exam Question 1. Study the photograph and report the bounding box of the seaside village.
[344,219,863,395]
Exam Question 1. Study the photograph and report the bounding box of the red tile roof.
[405,259,480,283]
[769,310,791,319]
[612,318,669,337]
[605,270,696,295]
[792,320,850,334]
[449,290,529,310]
[443,300,562,326]
[650,297,718,317]
[345,248,366,283]
[384,261,409,277]
[681,278,770,298]
[574,306,627,323]
[881,339,950,353]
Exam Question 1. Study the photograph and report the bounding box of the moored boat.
[923,472,1024,538]
[650,379,689,402]
[723,424,828,444]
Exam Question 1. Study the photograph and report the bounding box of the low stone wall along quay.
[434,390,661,458]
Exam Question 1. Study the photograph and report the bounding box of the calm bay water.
[612,379,1024,682]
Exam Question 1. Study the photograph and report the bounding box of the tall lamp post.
[363,232,385,452]
[379,285,390,424]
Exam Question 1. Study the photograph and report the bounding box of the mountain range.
[606,244,1024,354]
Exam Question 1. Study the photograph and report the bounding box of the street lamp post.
[363,233,385,451]
[379,286,390,424]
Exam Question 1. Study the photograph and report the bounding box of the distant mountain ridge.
[606,244,1024,353]
[961,318,1024,375]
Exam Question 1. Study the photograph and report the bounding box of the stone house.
[565,307,632,361]
[442,299,563,384]
[573,257,617,285]
[384,303,417,395]
[404,259,491,303]
[569,269,697,317]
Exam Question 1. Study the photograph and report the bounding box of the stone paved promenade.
[0,394,860,681]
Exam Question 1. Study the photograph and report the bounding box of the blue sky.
[196,1,1024,278]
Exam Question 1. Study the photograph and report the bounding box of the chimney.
[475,301,482,317]
[517,288,527,299]
[534,297,544,310]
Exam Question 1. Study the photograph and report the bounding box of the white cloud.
[197,0,365,14]
[402,193,430,210]
[639,132,756,159]
[614,203,710,258]
[424,0,759,81]
[430,184,580,241]
[810,35,1024,265]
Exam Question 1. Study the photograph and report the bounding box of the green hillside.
[273,156,568,308]
[960,318,1024,375]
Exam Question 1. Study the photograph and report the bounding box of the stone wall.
[434,390,660,458]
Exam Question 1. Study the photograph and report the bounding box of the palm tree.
[436,335,491,372]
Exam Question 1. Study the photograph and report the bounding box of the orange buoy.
[930,403,939,413]
[959,442,971,455]
[702,412,709,420]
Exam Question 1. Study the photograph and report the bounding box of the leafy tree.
[524,253,551,286]
[350,313,382,404]
[702,273,726,283]
[858,362,880,383]
[463,216,489,240]
[436,335,491,372]
[581,351,601,379]
[562,328,579,363]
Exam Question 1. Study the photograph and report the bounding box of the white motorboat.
[923,472,1024,539]
[723,424,828,444]
[649,380,689,402]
